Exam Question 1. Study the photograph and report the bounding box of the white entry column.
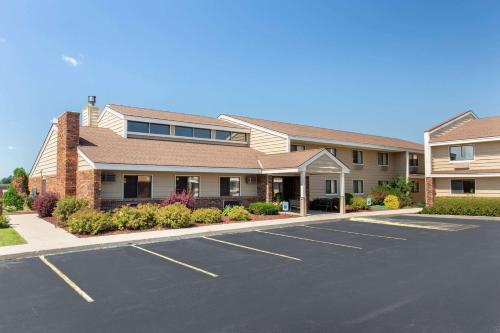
[300,170,307,216]
[339,171,346,214]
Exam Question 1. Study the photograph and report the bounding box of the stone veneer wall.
[56,112,80,197]
[76,170,102,209]
[425,177,435,206]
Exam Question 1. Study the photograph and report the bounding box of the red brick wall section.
[56,112,80,198]
[425,177,435,206]
[257,175,272,202]
[28,175,58,195]
[76,170,102,209]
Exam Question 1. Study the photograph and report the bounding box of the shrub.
[384,194,400,209]
[11,167,29,197]
[191,208,222,224]
[0,215,9,228]
[421,197,500,216]
[156,203,192,228]
[23,196,32,210]
[222,205,233,216]
[54,197,88,224]
[345,193,354,205]
[351,196,369,210]
[369,185,391,205]
[2,185,23,210]
[248,202,279,215]
[112,204,158,230]
[309,198,340,211]
[162,191,195,209]
[226,206,251,221]
[67,209,115,235]
[33,192,59,217]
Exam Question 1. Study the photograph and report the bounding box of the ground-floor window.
[124,175,152,199]
[353,180,364,194]
[451,179,475,194]
[176,176,200,197]
[378,180,390,186]
[325,179,338,194]
[411,181,420,193]
[220,177,241,196]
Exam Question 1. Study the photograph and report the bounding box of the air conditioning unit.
[246,175,257,184]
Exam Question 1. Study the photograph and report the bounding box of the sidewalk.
[1,208,421,260]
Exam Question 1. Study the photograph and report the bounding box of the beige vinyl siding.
[296,143,407,199]
[435,177,500,197]
[98,110,124,136]
[249,128,288,154]
[77,154,92,171]
[100,171,258,200]
[32,127,58,176]
[432,141,500,173]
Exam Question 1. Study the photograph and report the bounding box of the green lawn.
[0,228,26,247]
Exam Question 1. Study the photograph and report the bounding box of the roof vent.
[88,96,96,106]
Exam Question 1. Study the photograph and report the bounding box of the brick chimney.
[57,112,80,197]
[82,96,100,127]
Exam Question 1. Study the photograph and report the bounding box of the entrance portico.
[260,149,350,216]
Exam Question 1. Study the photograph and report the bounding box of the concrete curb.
[0,208,421,261]
[410,213,500,222]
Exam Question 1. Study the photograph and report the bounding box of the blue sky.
[1,0,500,177]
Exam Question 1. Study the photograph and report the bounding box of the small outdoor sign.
[282,201,289,212]
[366,197,372,206]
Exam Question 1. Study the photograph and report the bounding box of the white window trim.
[352,150,364,165]
[174,175,202,197]
[122,174,154,200]
[449,145,475,162]
[353,180,364,195]
[325,178,338,195]
[218,176,242,197]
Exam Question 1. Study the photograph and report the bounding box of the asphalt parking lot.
[1,214,500,333]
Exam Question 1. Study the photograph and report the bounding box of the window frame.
[219,176,241,197]
[450,179,476,194]
[352,150,364,165]
[291,144,306,152]
[326,147,336,156]
[377,152,389,166]
[411,180,420,193]
[123,174,153,199]
[449,145,474,162]
[409,153,419,167]
[378,180,390,186]
[174,175,201,197]
[353,180,364,194]
[325,179,338,195]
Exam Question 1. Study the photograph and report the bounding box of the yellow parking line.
[303,225,407,240]
[256,230,362,250]
[131,244,218,278]
[39,255,94,303]
[203,236,301,261]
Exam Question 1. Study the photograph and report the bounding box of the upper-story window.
[215,130,247,142]
[378,152,389,166]
[409,153,419,166]
[326,147,336,156]
[291,145,306,152]
[175,126,194,137]
[194,128,211,139]
[128,121,170,136]
[449,145,474,161]
[352,150,363,164]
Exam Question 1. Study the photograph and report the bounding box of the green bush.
[191,208,222,224]
[2,185,23,210]
[345,193,354,205]
[421,197,500,216]
[67,209,115,235]
[23,196,32,210]
[156,203,192,228]
[0,215,9,228]
[226,206,251,221]
[384,194,400,209]
[351,196,368,210]
[54,197,88,224]
[369,185,391,205]
[112,204,158,230]
[248,202,279,215]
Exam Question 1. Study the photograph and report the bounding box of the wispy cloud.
[7,146,16,150]
[61,54,81,67]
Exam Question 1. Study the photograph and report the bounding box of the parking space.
[2,215,500,332]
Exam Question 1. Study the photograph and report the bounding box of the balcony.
[409,166,423,175]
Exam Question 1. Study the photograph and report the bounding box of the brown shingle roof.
[258,149,323,169]
[79,127,261,169]
[431,116,500,142]
[109,104,247,129]
[223,114,423,151]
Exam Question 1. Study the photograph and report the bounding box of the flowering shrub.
[112,205,158,230]
[33,192,59,217]
[156,203,192,228]
[226,206,251,221]
[54,197,88,224]
[191,208,222,224]
[384,195,400,209]
[162,191,195,209]
[350,196,368,210]
[67,209,115,235]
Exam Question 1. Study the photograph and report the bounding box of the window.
[124,175,152,199]
[220,177,241,196]
[193,128,211,139]
[215,130,247,142]
[150,123,170,135]
[175,126,194,137]
[353,180,364,194]
[409,153,419,167]
[291,145,305,152]
[411,181,420,193]
[231,132,247,142]
[101,174,116,182]
[451,179,475,194]
[326,179,338,194]
[449,146,474,161]
[127,121,149,133]
[216,130,231,140]
[378,152,389,166]
[378,180,390,186]
[326,148,336,156]
[273,177,283,195]
[352,150,363,164]
[175,176,200,197]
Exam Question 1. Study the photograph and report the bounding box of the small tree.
[11,167,29,197]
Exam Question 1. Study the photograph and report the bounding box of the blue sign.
[282,201,289,212]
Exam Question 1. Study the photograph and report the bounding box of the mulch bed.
[42,213,297,238]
